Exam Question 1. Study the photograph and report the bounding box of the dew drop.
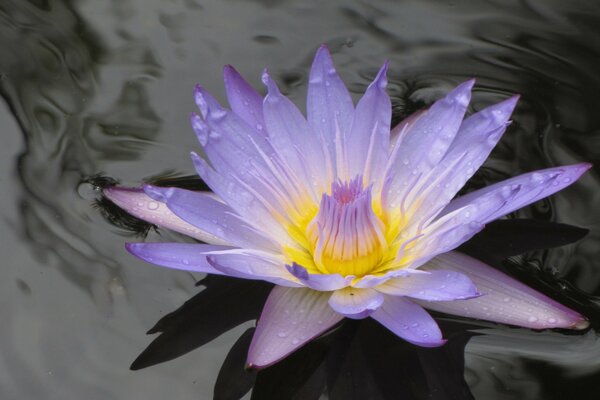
[277,332,288,338]
[528,316,538,323]
[147,201,159,210]
[548,317,557,323]
[411,322,419,328]
[291,338,300,345]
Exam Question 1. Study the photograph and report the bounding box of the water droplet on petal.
[291,338,300,345]
[548,317,557,324]
[528,316,538,323]
[147,202,159,210]
[277,331,288,338]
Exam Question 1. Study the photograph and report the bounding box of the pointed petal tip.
[446,78,475,107]
[573,317,590,330]
[125,242,139,254]
[261,68,281,95]
[372,61,389,89]
[142,184,169,203]
[223,64,236,75]
[579,162,593,173]
[316,43,331,58]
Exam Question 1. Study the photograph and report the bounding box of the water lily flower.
[105,45,590,369]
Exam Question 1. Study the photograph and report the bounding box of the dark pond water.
[1,0,600,399]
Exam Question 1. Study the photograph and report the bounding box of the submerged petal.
[371,296,446,347]
[103,187,228,245]
[247,286,343,368]
[328,287,384,319]
[417,252,589,330]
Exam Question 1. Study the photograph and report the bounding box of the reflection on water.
[1,0,599,398]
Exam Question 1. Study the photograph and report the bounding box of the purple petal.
[375,270,480,301]
[383,80,474,208]
[103,187,229,244]
[192,87,298,214]
[143,185,278,251]
[286,263,353,291]
[441,163,592,223]
[345,62,390,183]
[262,70,329,193]
[328,287,384,319]
[126,242,230,273]
[352,268,428,289]
[398,96,519,225]
[371,296,446,347]
[416,252,589,330]
[190,152,294,245]
[223,65,265,129]
[407,183,524,265]
[206,250,302,287]
[247,286,343,368]
[307,45,354,172]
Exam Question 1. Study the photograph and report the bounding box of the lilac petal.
[126,242,230,273]
[352,268,429,289]
[247,286,343,368]
[408,183,522,265]
[262,70,328,193]
[223,65,265,129]
[375,270,481,301]
[371,296,446,347]
[441,163,592,223]
[399,96,519,225]
[103,187,229,245]
[328,287,384,319]
[307,45,354,172]
[345,62,390,183]
[143,185,278,252]
[383,80,474,208]
[192,87,298,214]
[191,152,294,246]
[416,252,589,330]
[206,250,302,287]
[286,263,353,291]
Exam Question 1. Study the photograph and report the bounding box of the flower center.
[305,176,388,277]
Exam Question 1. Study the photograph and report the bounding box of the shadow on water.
[2,0,600,398]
